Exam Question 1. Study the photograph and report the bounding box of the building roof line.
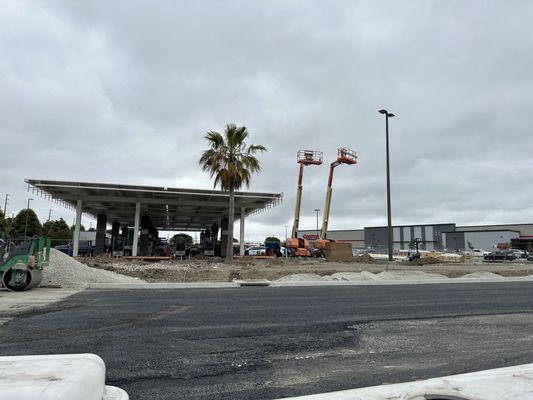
[26,180,281,200]
[443,229,521,234]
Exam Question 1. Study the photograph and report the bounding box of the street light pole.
[314,208,320,238]
[24,198,34,238]
[379,109,395,261]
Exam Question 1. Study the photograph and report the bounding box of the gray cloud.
[1,0,532,239]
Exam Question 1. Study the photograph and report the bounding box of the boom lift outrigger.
[286,150,323,257]
[315,148,357,254]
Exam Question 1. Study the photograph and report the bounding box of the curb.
[271,276,533,287]
[87,282,240,289]
[86,277,533,289]
[235,279,271,287]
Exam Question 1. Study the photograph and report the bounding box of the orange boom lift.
[315,148,357,253]
[286,150,323,257]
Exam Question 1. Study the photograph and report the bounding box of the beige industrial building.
[298,222,533,251]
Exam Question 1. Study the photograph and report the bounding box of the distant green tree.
[70,224,86,234]
[170,233,193,247]
[0,210,6,234]
[43,218,71,245]
[88,227,96,232]
[41,220,54,237]
[265,236,281,244]
[233,237,239,243]
[3,216,14,237]
[11,209,42,237]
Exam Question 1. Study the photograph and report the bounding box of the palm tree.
[199,124,266,261]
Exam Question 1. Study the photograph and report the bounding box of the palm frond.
[204,131,225,149]
[246,144,267,154]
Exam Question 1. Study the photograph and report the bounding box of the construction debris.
[354,253,375,263]
[323,242,353,262]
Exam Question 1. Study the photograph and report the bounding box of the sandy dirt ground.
[79,255,533,282]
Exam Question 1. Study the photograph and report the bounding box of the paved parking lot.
[2,283,533,399]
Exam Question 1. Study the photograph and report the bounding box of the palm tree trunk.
[226,187,235,261]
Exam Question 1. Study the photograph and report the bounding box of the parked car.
[468,249,490,257]
[233,245,249,255]
[509,249,527,259]
[248,246,266,256]
[484,250,517,262]
[528,253,533,262]
[54,240,95,256]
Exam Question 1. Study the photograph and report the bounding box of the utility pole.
[314,208,320,239]
[48,209,52,221]
[24,198,34,238]
[379,109,396,262]
[3,194,8,215]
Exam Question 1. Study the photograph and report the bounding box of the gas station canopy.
[25,179,283,231]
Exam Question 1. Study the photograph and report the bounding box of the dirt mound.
[376,270,447,281]
[460,272,505,279]
[409,256,442,266]
[354,253,375,263]
[326,271,377,281]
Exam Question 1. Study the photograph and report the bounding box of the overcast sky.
[1,0,532,240]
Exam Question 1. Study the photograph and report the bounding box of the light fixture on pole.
[24,198,34,238]
[378,109,395,262]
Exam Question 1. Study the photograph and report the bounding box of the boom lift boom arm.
[291,164,305,238]
[316,148,357,248]
[287,150,323,256]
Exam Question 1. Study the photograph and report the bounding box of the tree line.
[0,208,87,244]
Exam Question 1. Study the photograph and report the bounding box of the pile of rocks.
[41,249,142,288]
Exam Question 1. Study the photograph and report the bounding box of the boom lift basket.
[336,147,357,165]
[297,150,323,165]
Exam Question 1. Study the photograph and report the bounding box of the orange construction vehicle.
[286,150,323,257]
[315,147,357,253]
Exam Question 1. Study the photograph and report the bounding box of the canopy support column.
[132,201,140,257]
[72,199,83,257]
[239,207,245,256]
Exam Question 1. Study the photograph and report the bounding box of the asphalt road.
[2,282,533,399]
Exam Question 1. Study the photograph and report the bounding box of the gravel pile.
[277,270,448,282]
[325,272,377,281]
[460,272,505,279]
[376,271,447,280]
[276,273,324,282]
[41,249,142,288]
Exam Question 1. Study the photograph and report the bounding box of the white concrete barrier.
[278,363,533,399]
[0,353,128,400]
